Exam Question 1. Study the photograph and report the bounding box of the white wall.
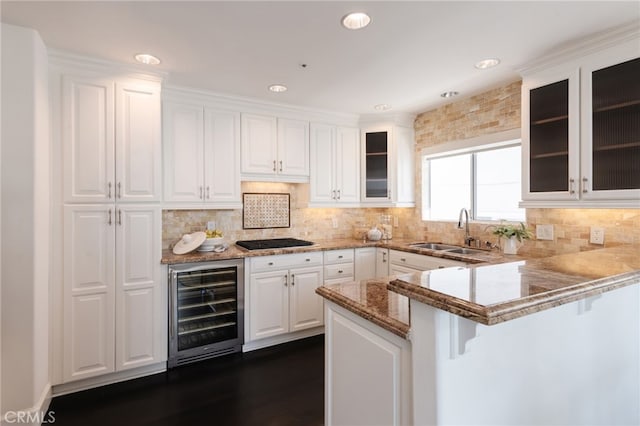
[1,23,51,421]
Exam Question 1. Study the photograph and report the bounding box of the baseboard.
[52,362,166,397]
[1,383,52,426]
[242,327,324,352]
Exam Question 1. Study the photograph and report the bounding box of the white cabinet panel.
[310,123,360,206]
[66,293,115,380]
[278,118,309,176]
[163,102,204,202]
[289,266,324,332]
[204,109,241,203]
[117,287,157,370]
[241,113,278,175]
[63,75,115,203]
[115,82,161,202]
[355,247,377,281]
[249,270,290,340]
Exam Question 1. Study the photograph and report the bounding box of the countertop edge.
[389,270,640,326]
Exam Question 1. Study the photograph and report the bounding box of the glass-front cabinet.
[581,56,640,201]
[521,34,639,207]
[361,124,415,207]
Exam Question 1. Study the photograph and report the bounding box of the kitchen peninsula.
[317,245,640,426]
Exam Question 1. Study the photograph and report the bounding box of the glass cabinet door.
[585,57,640,197]
[528,80,570,193]
[364,131,389,199]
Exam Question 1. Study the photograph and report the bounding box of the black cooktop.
[235,238,315,250]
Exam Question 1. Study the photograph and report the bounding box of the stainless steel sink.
[446,247,485,255]
[410,243,460,251]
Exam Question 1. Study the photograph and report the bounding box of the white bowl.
[201,237,224,248]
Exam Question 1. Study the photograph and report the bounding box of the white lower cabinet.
[355,247,377,280]
[248,252,324,341]
[389,249,465,274]
[376,248,390,277]
[63,204,163,382]
[325,301,412,426]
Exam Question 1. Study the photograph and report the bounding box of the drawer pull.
[305,258,311,262]
[268,262,274,266]
[291,274,295,286]
[338,255,343,259]
[283,275,288,286]
[400,258,406,262]
[338,270,343,274]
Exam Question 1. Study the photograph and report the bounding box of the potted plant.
[492,222,532,254]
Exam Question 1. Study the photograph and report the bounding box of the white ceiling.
[2,1,639,115]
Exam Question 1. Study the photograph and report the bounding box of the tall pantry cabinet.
[51,58,165,386]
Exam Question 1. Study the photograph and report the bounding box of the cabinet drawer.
[323,249,355,265]
[389,250,465,271]
[250,251,323,272]
[324,263,354,280]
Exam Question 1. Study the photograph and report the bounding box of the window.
[422,142,524,222]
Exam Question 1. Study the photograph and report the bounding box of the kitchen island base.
[410,283,639,425]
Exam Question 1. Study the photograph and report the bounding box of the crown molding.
[517,20,640,75]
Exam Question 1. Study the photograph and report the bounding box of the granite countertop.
[388,245,640,326]
[160,238,504,264]
[316,278,411,339]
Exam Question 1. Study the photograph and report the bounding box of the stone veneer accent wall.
[401,79,640,256]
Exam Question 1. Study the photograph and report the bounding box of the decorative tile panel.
[243,193,290,229]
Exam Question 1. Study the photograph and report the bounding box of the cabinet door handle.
[273,160,276,172]
[117,182,122,199]
[283,275,288,286]
[107,209,112,226]
[291,274,295,286]
[400,258,406,262]
[338,270,343,274]
[569,178,576,194]
[332,190,336,200]
[268,261,274,266]
[118,209,122,225]
[206,186,210,199]
[388,190,391,199]
[383,252,387,263]
[338,255,343,259]
[199,186,203,199]
[582,177,588,193]
[337,189,341,200]
[108,182,112,199]
[279,160,283,172]
[305,258,311,262]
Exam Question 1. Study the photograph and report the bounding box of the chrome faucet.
[457,208,475,246]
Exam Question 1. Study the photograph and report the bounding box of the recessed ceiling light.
[475,58,501,70]
[374,104,391,111]
[440,91,459,98]
[268,84,288,93]
[134,53,161,65]
[341,12,371,30]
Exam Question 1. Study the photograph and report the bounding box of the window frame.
[421,129,522,222]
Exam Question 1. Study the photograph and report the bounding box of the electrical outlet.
[590,227,605,245]
[332,217,338,229]
[536,224,554,241]
[207,221,216,231]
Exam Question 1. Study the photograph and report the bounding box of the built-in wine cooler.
[168,259,244,367]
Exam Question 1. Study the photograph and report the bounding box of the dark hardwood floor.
[48,335,324,426]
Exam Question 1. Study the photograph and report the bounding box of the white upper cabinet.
[62,74,161,203]
[241,114,310,182]
[309,123,360,206]
[361,125,415,207]
[520,29,640,207]
[163,97,241,208]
